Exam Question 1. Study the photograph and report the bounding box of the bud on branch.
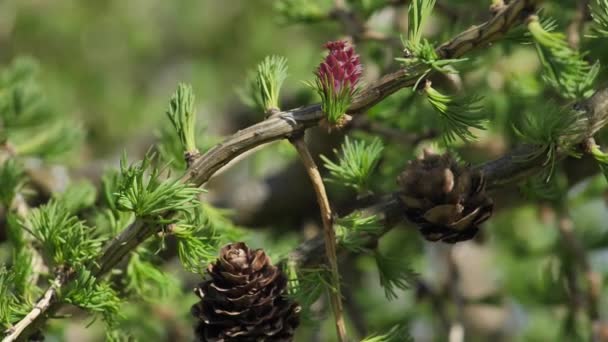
[312,40,362,128]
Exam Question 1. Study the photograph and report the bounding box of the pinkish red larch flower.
[313,40,362,128]
[315,40,362,95]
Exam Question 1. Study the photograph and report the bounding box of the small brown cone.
[191,242,300,341]
[397,151,493,243]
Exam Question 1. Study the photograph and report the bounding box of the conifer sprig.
[589,0,608,38]
[527,15,599,99]
[397,38,467,78]
[172,210,219,273]
[126,250,177,301]
[362,325,413,342]
[424,83,486,143]
[114,152,202,219]
[408,0,436,46]
[245,55,289,113]
[375,250,418,300]
[286,266,332,320]
[63,269,122,328]
[52,180,97,214]
[166,84,198,156]
[4,227,36,300]
[335,212,383,252]
[22,201,103,267]
[0,159,26,207]
[399,0,465,84]
[0,269,30,330]
[512,102,587,180]
[321,136,383,193]
[0,58,83,161]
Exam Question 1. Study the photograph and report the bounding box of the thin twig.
[290,136,348,342]
[557,211,601,322]
[349,116,437,145]
[567,0,590,49]
[2,273,68,342]
[341,258,368,338]
[446,247,465,342]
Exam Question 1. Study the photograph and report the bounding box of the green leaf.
[408,0,436,46]
[320,136,384,193]
[335,212,383,253]
[165,83,198,154]
[22,200,103,267]
[115,152,203,219]
[156,121,218,172]
[504,15,558,43]
[53,180,97,214]
[241,55,289,113]
[0,158,26,207]
[63,269,122,328]
[397,38,467,77]
[5,216,37,300]
[424,85,486,144]
[520,170,567,202]
[0,268,30,330]
[200,202,248,243]
[308,72,356,125]
[589,0,608,38]
[375,250,418,300]
[362,325,413,342]
[173,210,219,273]
[126,250,178,301]
[528,16,599,99]
[512,102,586,180]
[0,58,83,161]
[285,266,331,321]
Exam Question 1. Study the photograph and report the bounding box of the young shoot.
[589,0,608,38]
[424,83,486,144]
[114,152,202,220]
[166,83,198,156]
[320,136,383,193]
[527,15,599,99]
[250,55,289,113]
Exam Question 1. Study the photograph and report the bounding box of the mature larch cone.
[191,242,300,341]
[397,151,493,243]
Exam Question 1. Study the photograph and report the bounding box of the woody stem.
[290,135,348,342]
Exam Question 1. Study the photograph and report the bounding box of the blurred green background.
[0,0,332,157]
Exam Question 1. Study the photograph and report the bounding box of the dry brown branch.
[291,136,347,342]
[567,0,590,49]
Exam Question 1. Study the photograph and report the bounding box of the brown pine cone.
[397,151,493,243]
[191,242,300,341]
